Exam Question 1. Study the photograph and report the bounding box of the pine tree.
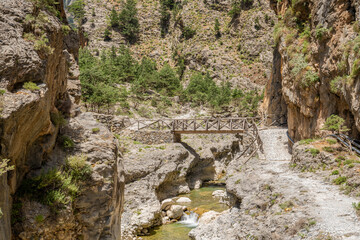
[110,7,119,27]
[214,18,221,38]
[118,0,140,43]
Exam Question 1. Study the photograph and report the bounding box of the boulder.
[176,197,192,203]
[161,198,175,211]
[166,205,184,220]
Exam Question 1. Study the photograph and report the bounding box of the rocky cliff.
[263,0,360,140]
[0,1,123,239]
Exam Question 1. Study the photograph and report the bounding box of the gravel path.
[260,128,360,239]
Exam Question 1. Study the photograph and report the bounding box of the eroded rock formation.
[0,1,123,239]
[263,0,360,140]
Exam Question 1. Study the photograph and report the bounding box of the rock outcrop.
[120,134,240,238]
[12,113,124,239]
[263,0,360,140]
[0,1,124,239]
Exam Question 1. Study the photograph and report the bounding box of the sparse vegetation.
[17,154,91,211]
[305,148,320,157]
[23,82,40,91]
[299,139,314,145]
[92,128,100,133]
[333,176,347,185]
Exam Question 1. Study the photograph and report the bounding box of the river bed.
[140,186,228,240]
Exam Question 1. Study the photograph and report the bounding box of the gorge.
[1,0,360,240]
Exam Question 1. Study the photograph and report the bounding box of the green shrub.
[214,18,221,37]
[50,112,66,126]
[326,138,337,145]
[30,0,59,15]
[322,146,334,153]
[352,202,360,213]
[299,139,314,145]
[17,155,91,211]
[350,59,360,79]
[60,135,74,149]
[61,25,71,36]
[306,148,320,157]
[35,214,44,223]
[92,128,100,133]
[333,176,347,185]
[104,28,112,41]
[182,25,196,39]
[279,201,294,210]
[315,25,329,40]
[110,7,119,28]
[23,82,40,91]
[0,89,6,95]
[330,76,343,94]
[34,34,54,55]
[331,170,339,175]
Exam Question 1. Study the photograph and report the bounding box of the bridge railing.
[131,117,261,132]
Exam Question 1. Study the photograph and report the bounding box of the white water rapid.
[178,212,199,228]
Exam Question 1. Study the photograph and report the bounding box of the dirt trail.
[259,128,360,239]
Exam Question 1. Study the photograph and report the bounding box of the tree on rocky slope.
[118,0,140,43]
[322,115,350,135]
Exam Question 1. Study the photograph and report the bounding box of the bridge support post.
[173,133,181,143]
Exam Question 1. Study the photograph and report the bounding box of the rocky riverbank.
[119,133,241,239]
[190,128,360,240]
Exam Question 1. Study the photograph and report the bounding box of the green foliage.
[50,112,66,126]
[61,25,71,36]
[60,135,74,149]
[118,0,140,43]
[35,214,44,223]
[322,114,349,134]
[326,138,337,145]
[290,54,319,87]
[184,72,230,108]
[315,25,329,40]
[333,176,347,185]
[92,128,100,133]
[322,146,334,153]
[331,170,339,175]
[182,25,196,40]
[273,21,284,46]
[214,18,221,37]
[23,82,40,91]
[30,0,59,15]
[228,0,253,18]
[34,33,54,55]
[330,76,343,94]
[352,202,360,213]
[305,148,320,157]
[279,201,294,210]
[17,155,91,210]
[350,59,360,79]
[160,0,171,37]
[110,7,119,28]
[299,139,314,145]
[104,28,112,41]
[0,89,5,95]
[68,0,86,24]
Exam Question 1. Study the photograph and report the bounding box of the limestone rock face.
[263,0,360,140]
[13,113,124,240]
[0,0,81,238]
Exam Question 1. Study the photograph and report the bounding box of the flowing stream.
[140,186,228,240]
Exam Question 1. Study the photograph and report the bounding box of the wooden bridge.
[126,117,264,152]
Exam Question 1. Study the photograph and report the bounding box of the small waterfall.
[178,212,199,228]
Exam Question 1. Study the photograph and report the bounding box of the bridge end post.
[173,133,181,143]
